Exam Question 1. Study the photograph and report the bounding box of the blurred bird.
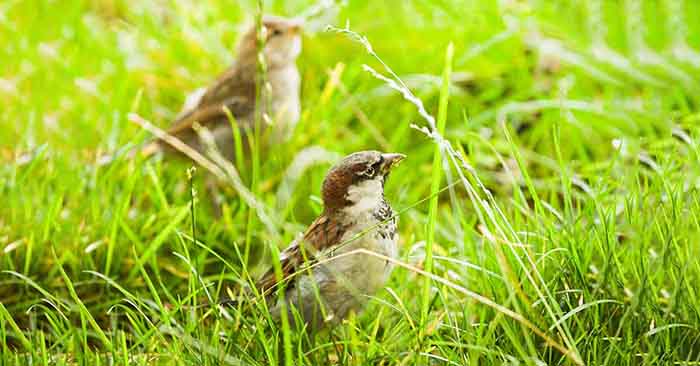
[141,15,303,160]
[230,151,405,329]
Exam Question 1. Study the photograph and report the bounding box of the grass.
[2,0,700,364]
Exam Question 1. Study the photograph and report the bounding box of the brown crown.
[321,151,405,212]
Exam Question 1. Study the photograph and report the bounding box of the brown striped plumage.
[141,15,302,160]
[250,151,405,329]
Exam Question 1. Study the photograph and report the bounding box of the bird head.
[237,15,303,69]
[321,151,406,213]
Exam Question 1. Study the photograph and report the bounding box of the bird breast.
[267,65,300,140]
[322,202,398,295]
[275,202,398,327]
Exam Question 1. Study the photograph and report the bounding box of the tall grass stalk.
[421,42,453,330]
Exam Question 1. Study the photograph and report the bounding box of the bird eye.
[270,29,284,37]
[361,166,375,177]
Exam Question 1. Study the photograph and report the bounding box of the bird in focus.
[141,15,303,160]
[238,151,405,329]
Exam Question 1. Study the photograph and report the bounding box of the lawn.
[2,0,700,364]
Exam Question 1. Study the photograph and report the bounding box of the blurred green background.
[1,0,700,364]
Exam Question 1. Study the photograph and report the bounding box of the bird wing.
[167,64,257,137]
[199,65,255,106]
[166,95,255,137]
[255,214,347,296]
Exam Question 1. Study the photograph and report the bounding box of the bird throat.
[343,179,385,217]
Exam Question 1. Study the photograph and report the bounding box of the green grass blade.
[421,42,453,329]
[53,248,113,352]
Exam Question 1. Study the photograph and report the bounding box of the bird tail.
[218,297,239,307]
[219,285,244,307]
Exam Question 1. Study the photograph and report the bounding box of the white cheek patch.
[344,178,383,216]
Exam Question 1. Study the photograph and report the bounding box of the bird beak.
[380,153,406,175]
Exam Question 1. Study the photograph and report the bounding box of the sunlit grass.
[2,0,700,364]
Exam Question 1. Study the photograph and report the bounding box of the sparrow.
[141,15,303,160]
[248,151,405,329]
